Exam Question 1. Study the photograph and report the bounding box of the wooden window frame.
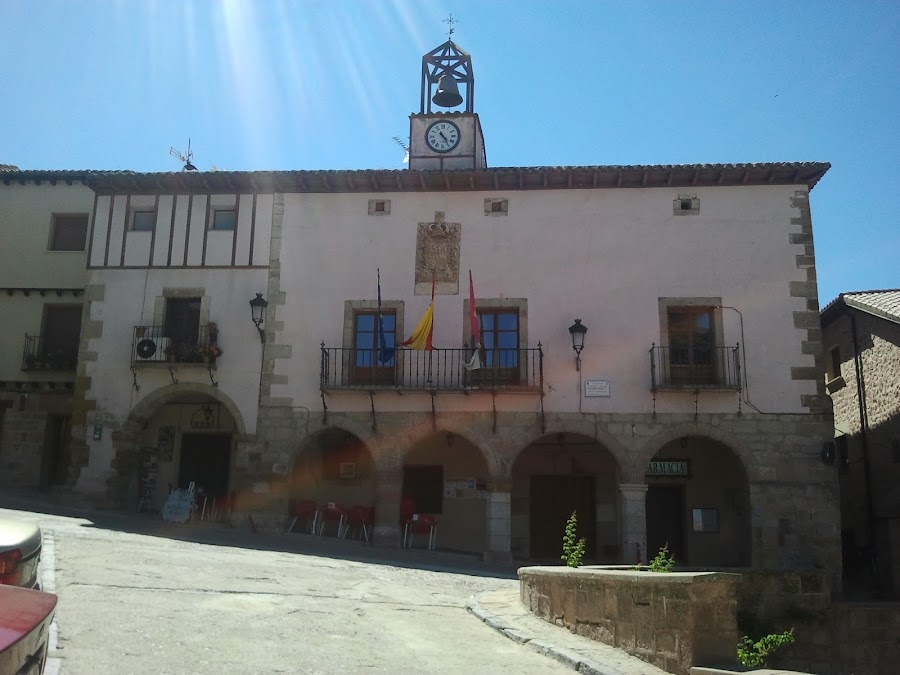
[475,307,521,385]
[351,309,397,386]
[130,208,157,232]
[211,208,237,231]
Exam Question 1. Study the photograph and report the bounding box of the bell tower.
[409,28,486,171]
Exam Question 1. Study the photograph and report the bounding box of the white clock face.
[425,120,460,153]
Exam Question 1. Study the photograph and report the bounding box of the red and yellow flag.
[401,273,435,350]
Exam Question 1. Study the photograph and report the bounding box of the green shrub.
[737,629,795,668]
[561,511,586,568]
[648,543,675,573]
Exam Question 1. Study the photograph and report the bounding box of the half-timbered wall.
[89,193,272,268]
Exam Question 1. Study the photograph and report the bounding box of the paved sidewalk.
[467,588,670,675]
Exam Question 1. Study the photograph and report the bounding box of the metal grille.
[320,346,544,391]
[650,344,741,390]
[21,335,78,371]
[132,325,216,364]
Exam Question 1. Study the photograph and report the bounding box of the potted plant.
[197,344,223,364]
[135,326,147,338]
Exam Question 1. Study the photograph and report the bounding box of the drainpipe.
[846,306,878,591]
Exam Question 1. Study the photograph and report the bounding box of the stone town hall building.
[0,40,839,582]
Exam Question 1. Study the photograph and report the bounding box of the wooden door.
[529,475,595,559]
[646,484,685,563]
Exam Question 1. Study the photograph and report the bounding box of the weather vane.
[443,13,458,39]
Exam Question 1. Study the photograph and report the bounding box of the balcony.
[650,344,741,391]
[320,346,544,392]
[132,325,221,366]
[21,336,78,371]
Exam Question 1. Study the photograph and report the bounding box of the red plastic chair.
[404,514,437,550]
[317,502,347,537]
[399,496,416,525]
[343,506,375,542]
[287,499,318,534]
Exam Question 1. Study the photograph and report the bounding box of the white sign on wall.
[584,380,610,397]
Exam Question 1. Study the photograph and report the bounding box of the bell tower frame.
[420,40,474,114]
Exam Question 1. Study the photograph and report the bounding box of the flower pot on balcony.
[136,326,147,338]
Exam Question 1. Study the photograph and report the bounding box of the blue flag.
[377,269,394,364]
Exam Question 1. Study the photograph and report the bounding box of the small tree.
[561,511,586,568]
[737,629,795,668]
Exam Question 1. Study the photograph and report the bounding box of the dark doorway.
[179,433,231,498]
[529,475,595,559]
[42,306,82,370]
[41,414,71,487]
[646,484,685,562]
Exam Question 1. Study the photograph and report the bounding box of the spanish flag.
[401,273,435,350]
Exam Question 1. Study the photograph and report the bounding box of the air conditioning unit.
[134,336,170,362]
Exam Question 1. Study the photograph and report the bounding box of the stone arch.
[288,427,376,513]
[399,428,492,554]
[399,423,498,476]
[109,382,246,508]
[510,431,622,562]
[634,421,757,483]
[508,423,628,479]
[642,429,752,567]
[126,383,247,435]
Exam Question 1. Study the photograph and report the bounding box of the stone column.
[620,483,648,564]
[373,469,403,548]
[483,478,512,564]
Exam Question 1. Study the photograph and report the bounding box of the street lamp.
[568,319,587,371]
[249,293,269,343]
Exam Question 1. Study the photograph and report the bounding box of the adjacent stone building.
[0,169,92,490]
[821,289,900,597]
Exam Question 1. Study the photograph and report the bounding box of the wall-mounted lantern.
[568,319,587,371]
[249,293,269,343]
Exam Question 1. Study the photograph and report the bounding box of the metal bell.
[432,74,463,108]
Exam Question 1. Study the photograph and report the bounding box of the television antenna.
[169,139,198,172]
[392,136,410,164]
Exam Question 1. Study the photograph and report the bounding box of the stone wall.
[823,308,900,596]
[831,602,900,675]
[519,565,741,675]
[0,401,47,487]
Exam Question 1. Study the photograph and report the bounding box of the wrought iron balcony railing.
[21,335,78,371]
[650,344,741,391]
[132,325,220,365]
[320,345,543,392]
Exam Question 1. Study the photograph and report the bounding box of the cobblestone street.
[2,504,571,674]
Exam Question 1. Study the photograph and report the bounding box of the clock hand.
[439,131,451,143]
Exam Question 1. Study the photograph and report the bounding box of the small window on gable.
[49,214,89,251]
[211,209,236,231]
[484,198,509,216]
[131,209,156,232]
[673,194,700,216]
[828,346,841,381]
[367,199,391,215]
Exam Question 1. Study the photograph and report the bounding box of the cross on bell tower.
[409,23,486,171]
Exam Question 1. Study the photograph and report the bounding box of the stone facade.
[519,566,741,675]
[822,301,900,597]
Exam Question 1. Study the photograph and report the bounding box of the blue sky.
[1,0,897,303]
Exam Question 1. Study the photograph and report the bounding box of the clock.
[425,120,461,153]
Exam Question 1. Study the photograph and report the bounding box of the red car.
[0,585,57,675]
